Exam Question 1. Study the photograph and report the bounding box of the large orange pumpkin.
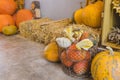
[0,0,17,15]
[0,14,15,32]
[16,9,33,27]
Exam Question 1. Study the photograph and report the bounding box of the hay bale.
[19,18,52,40]
[19,18,72,44]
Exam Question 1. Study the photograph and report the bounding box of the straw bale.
[19,18,72,44]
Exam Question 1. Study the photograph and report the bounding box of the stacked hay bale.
[19,18,72,44]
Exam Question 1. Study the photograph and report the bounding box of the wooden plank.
[101,0,113,46]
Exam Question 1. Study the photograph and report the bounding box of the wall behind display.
[25,0,85,20]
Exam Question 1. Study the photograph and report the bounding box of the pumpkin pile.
[74,1,104,27]
[0,0,17,34]
[0,0,33,35]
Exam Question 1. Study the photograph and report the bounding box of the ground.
[0,34,90,80]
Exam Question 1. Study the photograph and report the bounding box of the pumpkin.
[74,1,103,27]
[16,9,33,27]
[82,2,103,27]
[0,14,15,32]
[0,0,17,15]
[94,1,104,12]
[74,9,83,24]
[44,42,60,62]
[91,47,120,80]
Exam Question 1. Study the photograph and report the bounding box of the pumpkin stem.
[106,46,114,55]
[86,0,89,6]
[80,2,83,8]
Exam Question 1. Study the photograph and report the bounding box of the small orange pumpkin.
[0,0,17,15]
[0,14,15,32]
[16,9,33,27]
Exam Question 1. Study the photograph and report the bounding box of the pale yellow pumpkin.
[44,42,60,62]
[91,47,120,80]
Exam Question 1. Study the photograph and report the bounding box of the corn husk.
[63,24,101,43]
[19,18,72,44]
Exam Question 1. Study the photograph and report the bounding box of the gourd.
[16,9,33,27]
[0,15,15,32]
[91,47,120,80]
[56,37,72,48]
[2,25,17,36]
[44,42,60,62]
[0,0,17,15]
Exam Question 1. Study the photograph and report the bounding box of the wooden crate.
[101,0,120,49]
